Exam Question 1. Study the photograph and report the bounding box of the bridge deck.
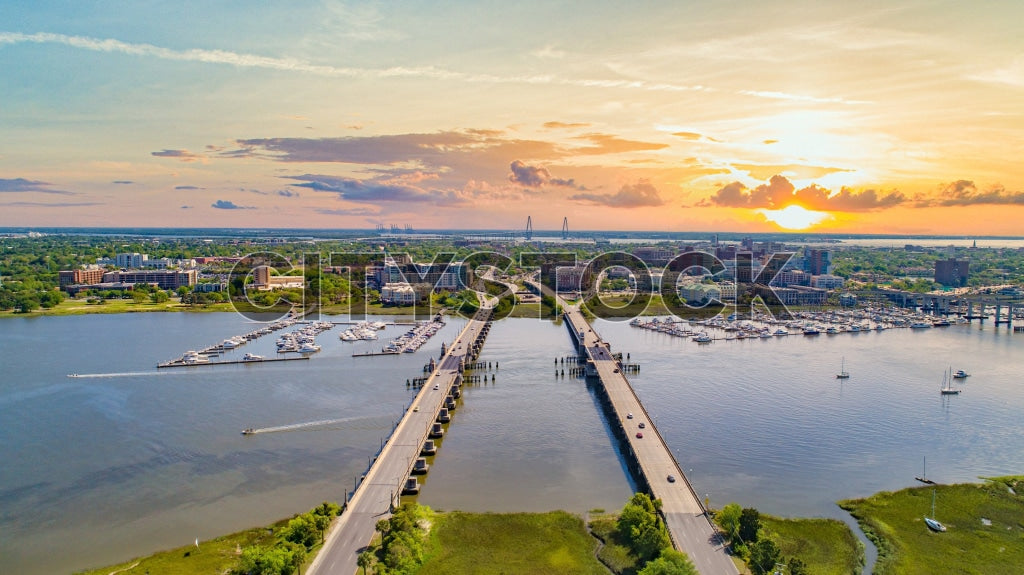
[308,312,490,575]
[564,310,738,574]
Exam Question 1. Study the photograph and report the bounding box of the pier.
[308,307,493,575]
[563,308,738,574]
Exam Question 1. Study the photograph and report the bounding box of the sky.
[1,1,1023,234]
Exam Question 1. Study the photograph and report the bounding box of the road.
[565,309,739,574]
[307,312,490,575]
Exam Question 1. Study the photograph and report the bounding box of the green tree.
[749,538,781,575]
[357,550,374,575]
[314,513,331,543]
[131,289,148,303]
[236,545,295,575]
[285,514,317,549]
[714,502,742,539]
[638,549,699,575]
[738,507,761,543]
[151,290,170,303]
[787,557,808,575]
[14,293,40,313]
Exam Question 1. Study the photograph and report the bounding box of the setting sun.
[757,204,832,230]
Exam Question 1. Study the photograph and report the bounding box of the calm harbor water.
[2,311,1022,573]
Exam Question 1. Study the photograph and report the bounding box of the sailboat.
[915,456,936,485]
[940,367,961,395]
[836,357,850,379]
[924,488,947,532]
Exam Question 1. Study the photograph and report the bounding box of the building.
[810,274,845,290]
[102,269,197,290]
[773,269,811,287]
[934,258,969,287]
[632,246,675,266]
[678,281,735,304]
[59,267,105,290]
[252,266,304,290]
[193,282,225,292]
[755,285,827,306]
[380,283,418,305]
[116,253,148,268]
[64,280,140,294]
[374,258,465,293]
[803,249,832,275]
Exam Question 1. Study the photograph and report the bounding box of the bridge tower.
[525,216,533,240]
[562,216,569,240]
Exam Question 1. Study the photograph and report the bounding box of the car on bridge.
[636,432,643,438]
[627,412,634,419]
[638,422,645,429]
[667,474,676,483]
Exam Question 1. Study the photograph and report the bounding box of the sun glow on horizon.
[757,204,832,230]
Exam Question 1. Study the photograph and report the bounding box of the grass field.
[760,516,863,575]
[0,298,236,318]
[838,476,1024,574]
[417,511,607,575]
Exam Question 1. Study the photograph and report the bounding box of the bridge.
[307,308,493,575]
[563,308,739,574]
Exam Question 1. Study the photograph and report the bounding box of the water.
[2,312,1022,573]
[0,312,464,574]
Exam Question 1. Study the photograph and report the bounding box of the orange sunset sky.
[1,1,1022,234]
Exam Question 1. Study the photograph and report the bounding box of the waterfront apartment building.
[371,258,465,293]
[380,283,418,305]
[59,267,105,290]
[102,269,197,290]
[756,285,828,306]
[934,258,969,287]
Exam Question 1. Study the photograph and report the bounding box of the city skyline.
[2,1,1023,233]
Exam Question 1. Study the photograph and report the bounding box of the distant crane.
[562,217,569,240]
[525,216,533,241]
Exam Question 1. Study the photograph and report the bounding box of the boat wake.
[244,416,388,435]
[67,371,182,378]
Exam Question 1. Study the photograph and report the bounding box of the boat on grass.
[924,488,947,532]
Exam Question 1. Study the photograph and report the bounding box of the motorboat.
[692,332,712,343]
[241,428,256,435]
[243,353,264,362]
[952,370,969,379]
